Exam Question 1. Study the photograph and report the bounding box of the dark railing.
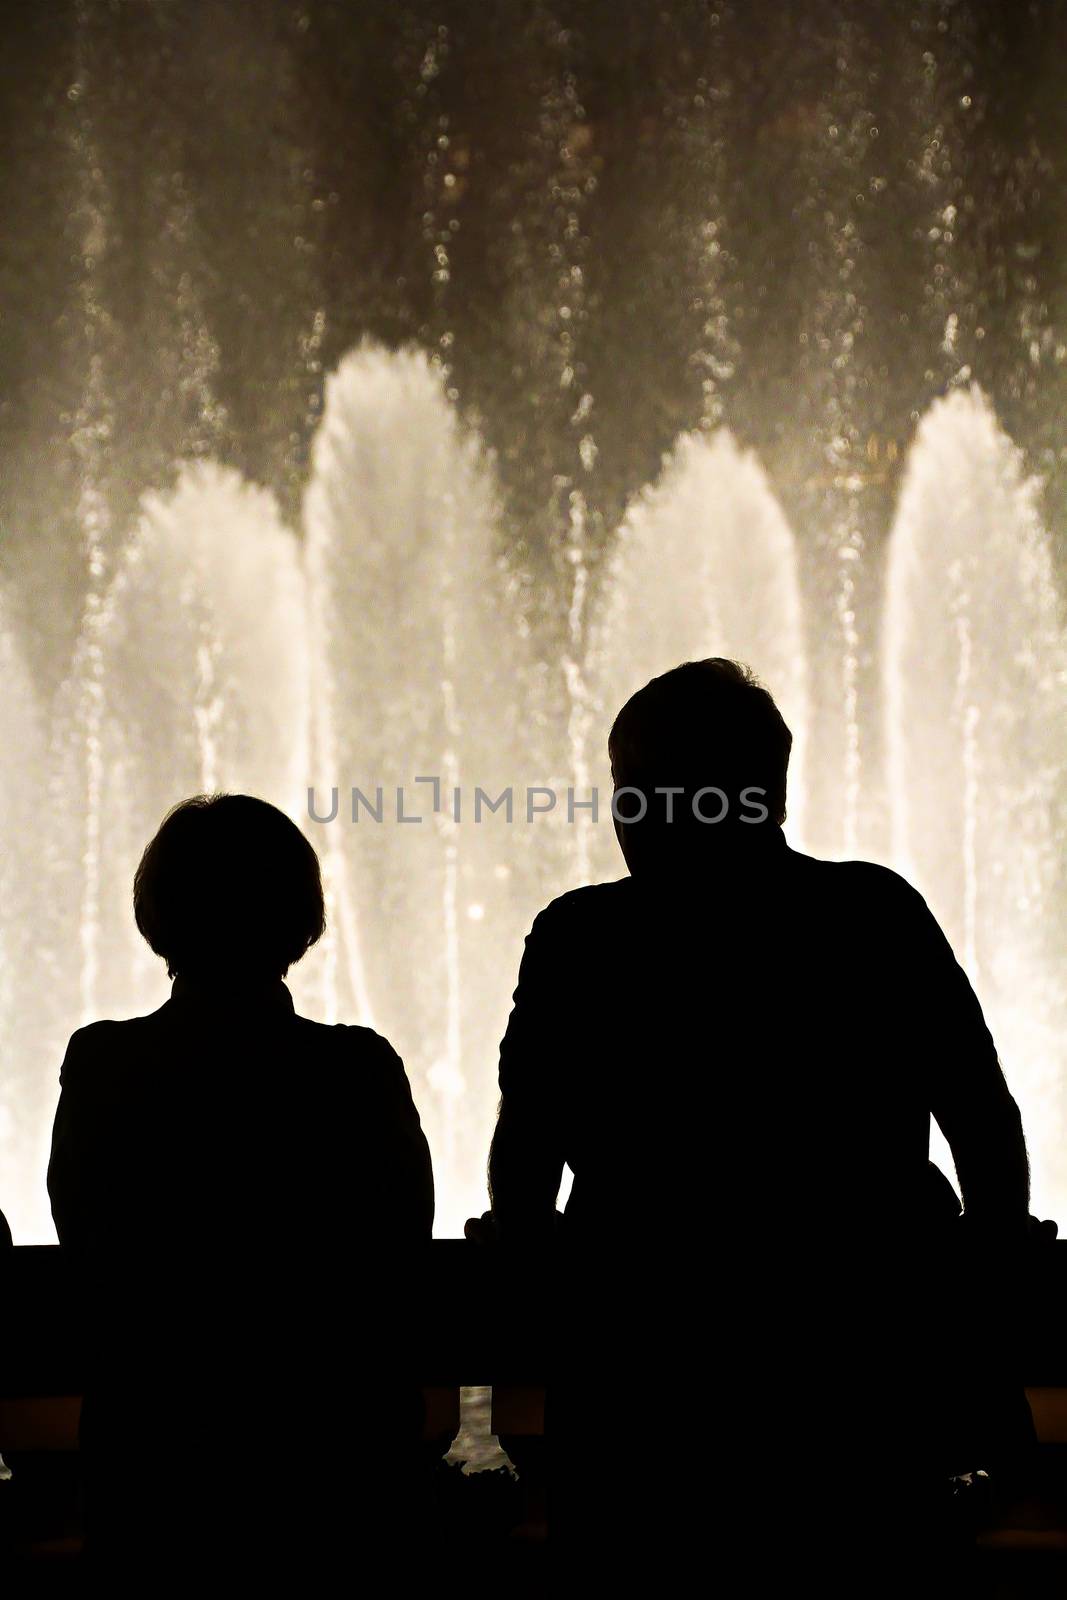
[5,1238,1067,1379]
[2,1242,1066,1574]
[3,1239,1066,1428]
[2,1241,559,1389]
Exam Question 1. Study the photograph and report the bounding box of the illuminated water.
[0,592,48,1227]
[3,4,1067,1245]
[304,345,533,1228]
[55,462,311,1030]
[885,388,1067,1222]
[4,352,1066,1242]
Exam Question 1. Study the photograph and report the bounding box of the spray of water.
[885,386,1067,1220]
[9,359,1067,1243]
[304,343,527,1233]
[59,461,311,1026]
[0,592,49,1240]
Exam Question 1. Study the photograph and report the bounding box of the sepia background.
[1,0,1066,1239]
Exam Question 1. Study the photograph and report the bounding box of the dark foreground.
[2,1242,1065,1595]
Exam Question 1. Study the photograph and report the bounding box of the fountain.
[0,593,50,1243]
[4,360,1067,1238]
[3,4,1067,1246]
[3,355,1067,1240]
[304,344,540,1234]
[50,460,311,1050]
[885,387,1067,1221]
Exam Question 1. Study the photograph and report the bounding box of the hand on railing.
[463,1210,564,1246]
[1027,1214,1059,1244]
[957,1210,1059,1247]
[463,1211,499,1246]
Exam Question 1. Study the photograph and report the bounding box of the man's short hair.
[134,794,326,980]
[608,658,792,824]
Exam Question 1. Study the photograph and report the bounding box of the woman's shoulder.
[295,1017,405,1069]
[60,1013,159,1075]
[294,1020,418,1115]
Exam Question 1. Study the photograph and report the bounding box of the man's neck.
[625,822,789,883]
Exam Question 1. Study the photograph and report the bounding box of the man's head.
[608,659,792,874]
[134,793,326,983]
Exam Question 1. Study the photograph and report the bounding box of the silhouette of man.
[478,659,1035,1592]
[49,795,433,1584]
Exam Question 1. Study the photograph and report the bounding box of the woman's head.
[134,794,326,982]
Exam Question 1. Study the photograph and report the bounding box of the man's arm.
[904,883,1029,1225]
[487,908,567,1241]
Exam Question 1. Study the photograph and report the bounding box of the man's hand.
[464,1209,565,1245]
[958,1211,1059,1246]
[1028,1215,1059,1244]
[464,1211,500,1246]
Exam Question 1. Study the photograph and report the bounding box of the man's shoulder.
[788,849,932,918]
[790,848,915,889]
[528,859,935,940]
[532,877,634,927]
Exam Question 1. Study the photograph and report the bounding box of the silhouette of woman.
[49,794,433,1583]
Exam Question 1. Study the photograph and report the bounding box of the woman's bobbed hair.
[134,794,326,981]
